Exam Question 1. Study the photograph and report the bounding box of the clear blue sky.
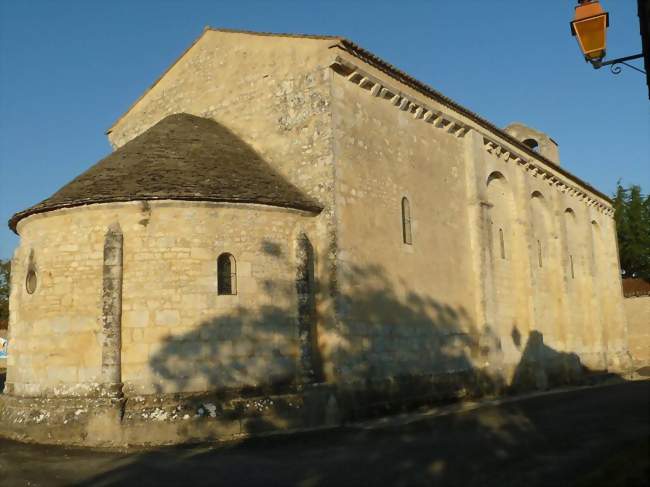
[0,0,648,259]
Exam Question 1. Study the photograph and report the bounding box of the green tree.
[613,183,650,279]
[0,258,10,322]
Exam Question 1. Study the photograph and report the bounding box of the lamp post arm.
[590,53,646,74]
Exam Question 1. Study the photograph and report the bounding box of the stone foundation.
[0,362,623,448]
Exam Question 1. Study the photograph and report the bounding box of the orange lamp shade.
[570,1,609,62]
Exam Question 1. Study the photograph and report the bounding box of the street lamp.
[570,0,645,74]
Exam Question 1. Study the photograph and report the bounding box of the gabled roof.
[107,28,612,205]
[9,114,322,232]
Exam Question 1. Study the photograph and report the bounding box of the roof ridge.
[205,27,344,42]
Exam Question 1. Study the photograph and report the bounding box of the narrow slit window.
[499,228,506,259]
[26,268,37,294]
[537,240,542,268]
[402,197,412,245]
[217,253,237,295]
[570,255,575,279]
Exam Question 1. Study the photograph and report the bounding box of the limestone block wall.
[328,53,626,386]
[8,214,105,397]
[8,201,319,397]
[330,64,481,383]
[471,133,625,374]
[106,30,341,378]
[624,296,650,367]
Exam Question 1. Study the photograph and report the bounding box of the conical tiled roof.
[9,113,322,231]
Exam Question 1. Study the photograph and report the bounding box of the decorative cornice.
[482,136,614,217]
[332,58,613,218]
[338,61,471,140]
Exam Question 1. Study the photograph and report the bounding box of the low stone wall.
[0,362,614,448]
[624,296,650,367]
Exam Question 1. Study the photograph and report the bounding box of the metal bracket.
[589,53,646,75]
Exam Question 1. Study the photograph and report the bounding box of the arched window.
[401,197,412,245]
[564,209,576,280]
[523,138,539,152]
[217,253,237,295]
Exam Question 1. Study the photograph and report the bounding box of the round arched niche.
[486,170,506,187]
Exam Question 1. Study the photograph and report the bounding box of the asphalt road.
[1,380,648,487]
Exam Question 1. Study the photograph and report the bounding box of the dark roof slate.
[9,113,322,232]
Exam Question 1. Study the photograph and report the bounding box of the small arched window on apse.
[401,197,412,245]
[217,253,237,295]
[523,138,540,153]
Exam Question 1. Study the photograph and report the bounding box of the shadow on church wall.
[63,260,637,487]
[147,262,495,403]
[142,261,612,428]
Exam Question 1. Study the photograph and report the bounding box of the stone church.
[1,29,630,446]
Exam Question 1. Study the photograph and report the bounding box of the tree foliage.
[0,258,9,323]
[613,183,650,279]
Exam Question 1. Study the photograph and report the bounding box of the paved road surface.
[1,380,648,487]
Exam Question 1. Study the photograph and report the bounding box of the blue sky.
[0,0,648,259]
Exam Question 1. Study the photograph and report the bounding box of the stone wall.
[328,49,628,387]
[8,201,318,397]
[330,62,480,383]
[107,29,342,380]
[624,296,650,367]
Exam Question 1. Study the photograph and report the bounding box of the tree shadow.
[32,261,640,486]
[113,261,621,435]
[142,262,502,416]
